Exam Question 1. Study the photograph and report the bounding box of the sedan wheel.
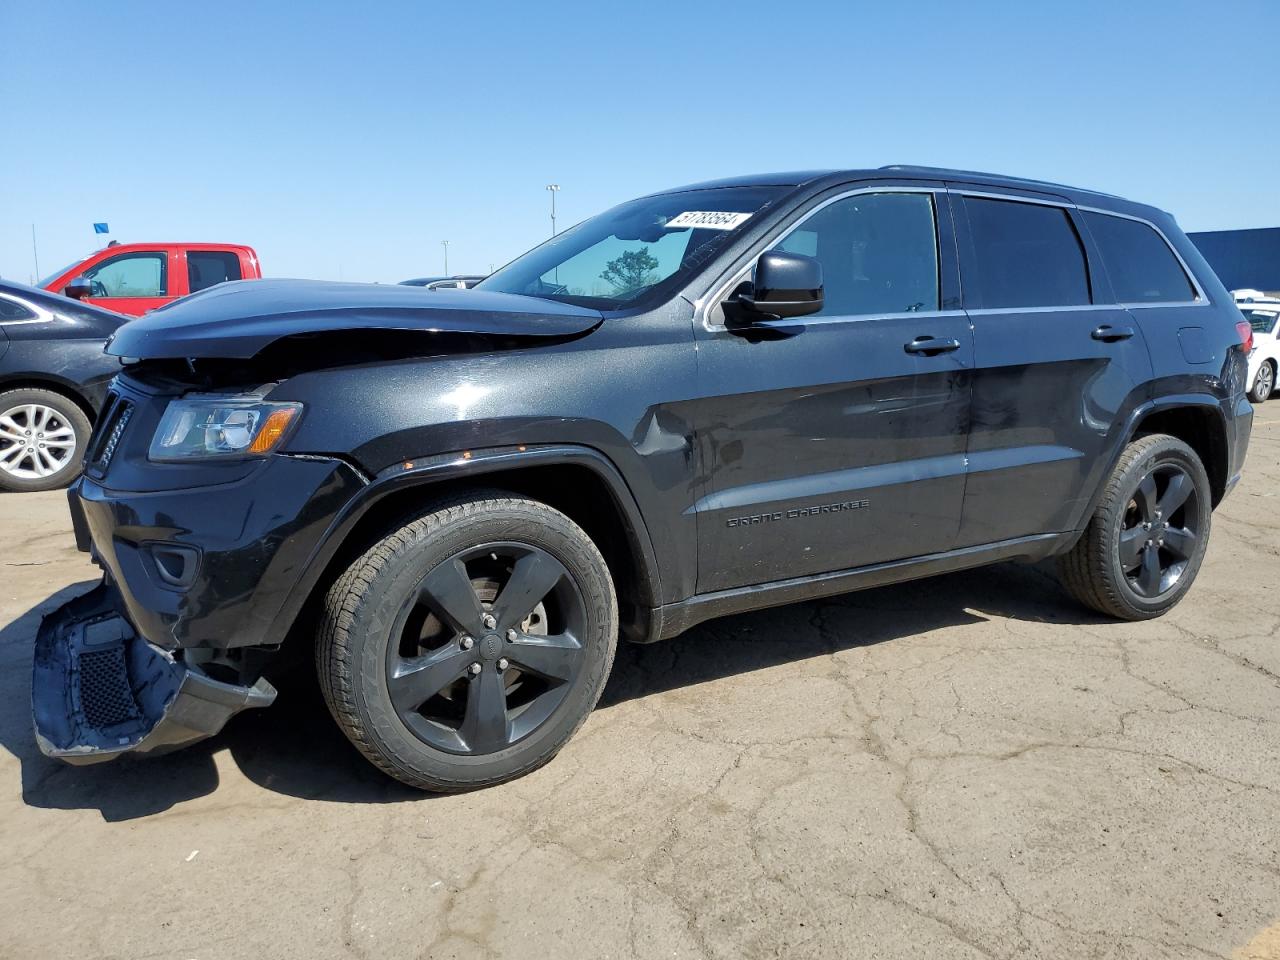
[1250,362,1274,404]
[0,389,92,492]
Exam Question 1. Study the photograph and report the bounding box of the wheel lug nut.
[506,629,517,642]
[468,663,482,675]
[460,636,474,650]
[497,658,508,671]
[482,614,496,629]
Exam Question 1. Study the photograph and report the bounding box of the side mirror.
[733,251,823,320]
[64,276,93,300]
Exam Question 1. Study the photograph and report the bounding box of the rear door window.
[187,251,243,293]
[963,197,1091,308]
[1083,212,1197,303]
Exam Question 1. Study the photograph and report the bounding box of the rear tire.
[1057,433,1211,620]
[317,492,618,792]
[1249,361,1275,404]
[0,388,92,493]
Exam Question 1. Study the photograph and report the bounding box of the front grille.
[85,392,133,478]
[78,646,141,729]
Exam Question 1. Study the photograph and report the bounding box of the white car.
[1235,290,1280,403]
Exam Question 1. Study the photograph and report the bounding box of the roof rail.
[878,165,1124,200]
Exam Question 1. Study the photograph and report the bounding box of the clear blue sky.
[2,0,1277,286]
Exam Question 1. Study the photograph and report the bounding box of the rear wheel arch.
[1128,402,1228,506]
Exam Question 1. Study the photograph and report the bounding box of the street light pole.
[545,184,560,238]
[441,240,449,276]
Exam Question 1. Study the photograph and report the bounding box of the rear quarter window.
[963,197,1091,309]
[1083,212,1197,304]
[0,296,37,322]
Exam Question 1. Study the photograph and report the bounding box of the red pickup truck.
[41,242,261,316]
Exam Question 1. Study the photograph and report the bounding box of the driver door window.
[86,252,168,298]
[773,192,940,317]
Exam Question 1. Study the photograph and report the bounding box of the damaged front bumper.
[32,583,275,764]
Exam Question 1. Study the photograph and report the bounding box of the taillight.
[1237,320,1254,354]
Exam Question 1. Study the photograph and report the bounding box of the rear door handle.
[904,336,961,356]
[1091,324,1135,342]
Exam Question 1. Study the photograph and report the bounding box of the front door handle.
[904,336,961,356]
[1091,324,1135,342]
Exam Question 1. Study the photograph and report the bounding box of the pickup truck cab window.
[187,250,243,292]
[84,251,167,298]
[477,185,785,310]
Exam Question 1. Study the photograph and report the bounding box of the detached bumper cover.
[32,583,275,764]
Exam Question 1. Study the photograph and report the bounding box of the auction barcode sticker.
[665,211,753,231]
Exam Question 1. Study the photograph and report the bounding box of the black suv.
[33,167,1253,791]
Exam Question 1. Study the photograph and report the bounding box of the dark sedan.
[0,280,125,491]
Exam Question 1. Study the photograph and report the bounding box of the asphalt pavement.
[2,417,1279,959]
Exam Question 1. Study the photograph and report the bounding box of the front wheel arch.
[0,376,98,425]
[271,445,664,654]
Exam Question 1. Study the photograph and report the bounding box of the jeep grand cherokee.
[33,166,1252,791]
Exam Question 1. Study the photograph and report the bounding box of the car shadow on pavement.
[0,561,1108,819]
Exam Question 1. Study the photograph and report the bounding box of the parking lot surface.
[2,418,1279,960]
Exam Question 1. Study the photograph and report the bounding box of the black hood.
[106,279,604,360]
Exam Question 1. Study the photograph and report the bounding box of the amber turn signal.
[248,407,300,454]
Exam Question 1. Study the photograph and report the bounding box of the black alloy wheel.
[1117,462,1202,599]
[1058,433,1212,621]
[318,493,617,792]
[386,542,587,756]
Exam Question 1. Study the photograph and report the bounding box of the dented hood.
[106,279,604,359]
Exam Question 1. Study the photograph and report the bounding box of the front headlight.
[149,395,303,461]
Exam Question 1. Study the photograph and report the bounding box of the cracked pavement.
[2,417,1279,959]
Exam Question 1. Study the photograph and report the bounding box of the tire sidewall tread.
[317,490,618,792]
[1058,433,1211,621]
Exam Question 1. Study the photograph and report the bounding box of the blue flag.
[93,223,109,234]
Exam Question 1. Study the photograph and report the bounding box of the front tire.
[0,388,92,493]
[1249,361,1275,404]
[317,492,618,792]
[1057,433,1211,620]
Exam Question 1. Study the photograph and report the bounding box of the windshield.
[37,258,85,288]
[1246,310,1279,334]
[477,186,787,309]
